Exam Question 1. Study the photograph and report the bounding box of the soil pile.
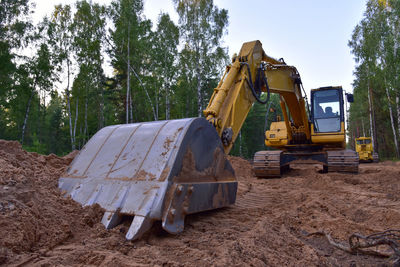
[1,140,400,266]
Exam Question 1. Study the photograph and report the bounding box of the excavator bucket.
[58,118,237,240]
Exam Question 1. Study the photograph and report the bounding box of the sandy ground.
[1,139,400,266]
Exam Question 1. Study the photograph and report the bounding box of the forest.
[348,0,400,159]
[0,0,399,160]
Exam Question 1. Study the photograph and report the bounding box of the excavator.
[58,40,357,241]
[355,136,379,162]
[253,85,358,177]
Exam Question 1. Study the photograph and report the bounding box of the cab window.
[312,89,341,132]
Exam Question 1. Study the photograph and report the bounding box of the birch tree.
[72,0,107,143]
[48,4,77,150]
[109,0,155,122]
[349,0,400,158]
[20,43,54,144]
[151,13,179,120]
[174,0,229,117]
[0,0,33,139]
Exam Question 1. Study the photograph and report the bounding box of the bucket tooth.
[101,211,122,230]
[126,215,153,241]
[58,118,237,240]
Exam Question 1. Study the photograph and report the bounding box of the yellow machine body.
[265,121,288,146]
[355,137,374,161]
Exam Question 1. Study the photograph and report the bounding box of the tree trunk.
[73,98,78,145]
[166,83,170,120]
[129,93,133,123]
[156,82,159,121]
[397,94,400,149]
[98,73,105,129]
[84,85,88,143]
[196,71,202,117]
[66,59,75,150]
[21,88,35,145]
[384,78,399,157]
[367,83,376,151]
[164,51,170,120]
[129,65,157,120]
[126,29,130,124]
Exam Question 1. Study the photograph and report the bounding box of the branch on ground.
[307,230,400,265]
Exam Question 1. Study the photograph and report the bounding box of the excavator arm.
[203,40,310,153]
[202,41,357,178]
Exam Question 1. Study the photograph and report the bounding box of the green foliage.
[174,0,229,117]
[348,0,400,159]
[108,0,155,123]
[1,0,270,159]
[150,13,179,120]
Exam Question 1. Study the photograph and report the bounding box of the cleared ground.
[1,139,399,266]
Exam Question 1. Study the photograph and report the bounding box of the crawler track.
[252,150,283,178]
[326,149,359,173]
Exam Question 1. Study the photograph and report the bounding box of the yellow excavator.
[59,40,357,241]
[355,136,379,162]
[253,84,358,177]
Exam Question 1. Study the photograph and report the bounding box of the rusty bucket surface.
[59,118,237,240]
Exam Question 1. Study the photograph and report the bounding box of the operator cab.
[310,86,347,146]
[311,86,344,133]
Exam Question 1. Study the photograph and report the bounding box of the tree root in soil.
[307,230,400,266]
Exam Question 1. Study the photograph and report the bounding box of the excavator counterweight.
[59,118,237,240]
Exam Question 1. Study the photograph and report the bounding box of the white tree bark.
[384,78,399,157]
[129,65,157,121]
[84,85,88,143]
[397,94,400,145]
[65,59,75,150]
[164,51,170,120]
[21,89,35,145]
[73,98,78,145]
[166,83,170,120]
[367,83,376,151]
[129,94,133,122]
[98,73,105,129]
[196,71,202,117]
[126,27,130,124]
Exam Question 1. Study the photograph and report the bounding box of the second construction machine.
[59,40,358,241]
[355,137,379,162]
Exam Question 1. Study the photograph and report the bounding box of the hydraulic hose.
[240,62,270,105]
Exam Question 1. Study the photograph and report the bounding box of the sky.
[33,0,368,94]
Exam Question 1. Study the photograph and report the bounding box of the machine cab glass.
[312,88,342,133]
[356,139,371,145]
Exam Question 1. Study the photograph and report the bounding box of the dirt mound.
[1,140,400,266]
[0,140,103,265]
